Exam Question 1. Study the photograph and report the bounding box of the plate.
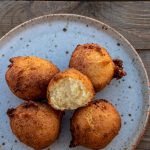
[0,14,149,150]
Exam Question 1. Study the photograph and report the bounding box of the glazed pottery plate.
[0,14,149,150]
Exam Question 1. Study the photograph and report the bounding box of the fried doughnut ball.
[69,43,126,91]
[47,68,95,110]
[5,56,59,101]
[70,100,121,149]
[7,102,62,150]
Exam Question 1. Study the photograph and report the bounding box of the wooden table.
[0,1,149,150]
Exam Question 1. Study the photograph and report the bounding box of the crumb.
[113,59,126,79]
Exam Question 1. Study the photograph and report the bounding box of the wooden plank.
[137,50,150,79]
[136,50,150,150]
[0,1,150,49]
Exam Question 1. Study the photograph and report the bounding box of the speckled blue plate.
[0,14,149,150]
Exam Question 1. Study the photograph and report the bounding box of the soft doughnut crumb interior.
[48,77,91,110]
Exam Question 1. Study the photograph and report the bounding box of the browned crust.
[5,56,59,101]
[7,108,16,118]
[47,68,95,110]
[69,43,127,92]
[7,101,63,149]
[69,43,115,92]
[7,101,63,119]
[113,59,127,79]
[70,99,121,149]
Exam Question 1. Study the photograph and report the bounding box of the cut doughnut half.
[47,68,95,110]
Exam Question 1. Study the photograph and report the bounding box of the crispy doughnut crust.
[70,99,121,149]
[5,56,59,101]
[69,43,126,91]
[7,101,63,150]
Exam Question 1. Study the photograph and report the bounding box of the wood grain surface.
[0,1,150,49]
[137,50,150,150]
[0,1,149,150]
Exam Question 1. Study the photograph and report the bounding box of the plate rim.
[0,13,149,150]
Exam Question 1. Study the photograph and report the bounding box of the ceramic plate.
[0,14,149,150]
